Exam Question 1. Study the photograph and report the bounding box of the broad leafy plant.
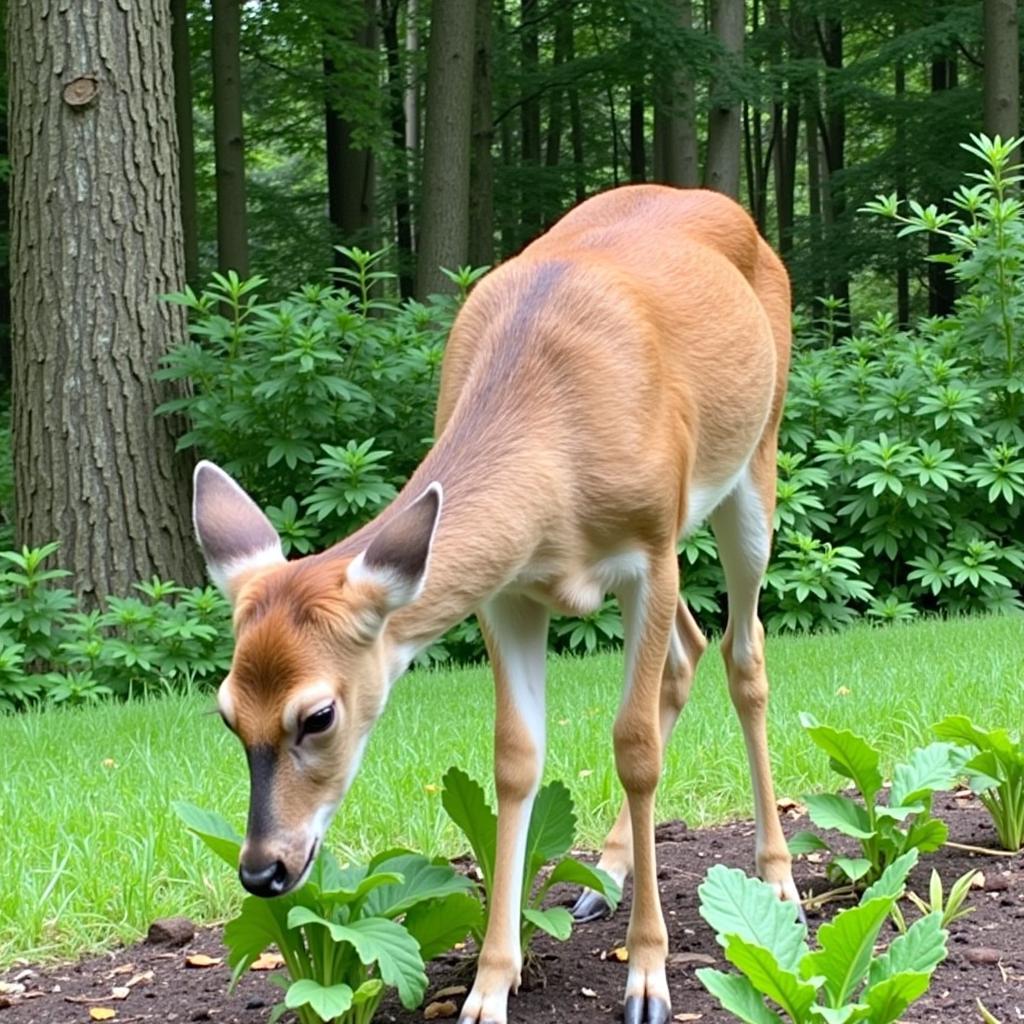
[440,766,620,955]
[788,714,960,885]
[176,803,481,1024]
[934,715,1024,851]
[698,849,948,1024]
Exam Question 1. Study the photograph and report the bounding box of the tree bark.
[545,3,572,169]
[655,0,700,186]
[171,0,198,286]
[8,0,201,602]
[520,0,542,236]
[818,15,849,317]
[804,96,825,313]
[895,58,910,327]
[567,17,585,203]
[629,82,646,183]
[469,0,495,268]
[324,0,377,252]
[382,0,414,297]
[705,0,744,198]
[984,0,1020,148]
[928,54,957,317]
[211,0,248,276]
[416,0,475,298]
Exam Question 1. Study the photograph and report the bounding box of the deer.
[193,185,799,1024]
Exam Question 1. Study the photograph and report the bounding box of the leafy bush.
[934,715,1024,851]
[698,849,948,1024]
[788,714,960,885]
[176,803,480,1024]
[0,543,231,712]
[440,767,620,957]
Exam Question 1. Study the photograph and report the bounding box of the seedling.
[789,712,960,885]
[698,849,948,1024]
[440,767,620,956]
[934,715,1024,851]
[176,803,481,1024]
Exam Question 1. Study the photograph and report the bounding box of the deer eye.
[299,703,336,740]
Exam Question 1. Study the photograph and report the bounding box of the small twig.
[945,841,1021,858]
[802,884,857,911]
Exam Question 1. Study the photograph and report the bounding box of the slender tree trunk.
[8,0,201,601]
[520,0,542,236]
[469,0,495,268]
[629,83,646,182]
[211,0,248,276]
[928,54,957,317]
[895,58,910,327]
[984,0,1020,150]
[416,0,475,298]
[324,0,377,253]
[383,0,414,297]
[171,0,198,285]
[0,85,10,387]
[405,0,420,253]
[567,16,585,202]
[545,4,571,168]
[804,98,825,314]
[705,0,744,198]
[655,0,700,186]
[818,15,849,317]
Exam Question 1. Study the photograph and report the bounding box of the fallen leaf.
[185,954,221,968]
[101,759,117,769]
[111,987,131,1000]
[558,718,569,726]
[89,1009,117,1021]
[608,946,629,962]
[125,971,154,989]
[674,1015,703,1022]
[250,952,285,971]
[423,999,458,1020]
[453,942,467,951]
[423,784,440,794]
[433,985,468,999]
[972,872,986,889]
[0,982,25,996]
[668,952,715,967]
[806,852,825,864]
[835,686,851,697]
[581,987,597,998]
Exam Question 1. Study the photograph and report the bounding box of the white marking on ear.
[207,544,286,595]
[347,482,444,613]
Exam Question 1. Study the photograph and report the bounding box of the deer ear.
[193,461,285,598]
[347,483,443,613]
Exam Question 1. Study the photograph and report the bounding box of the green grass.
[1,615,1020,967]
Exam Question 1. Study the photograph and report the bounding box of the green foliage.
[698,850,948,1024]
[440,766,620,957]
[175,802,479,1024]
[158,251,451,550]
[934,715,1024,851]
[891,867,979,934]
[789,714,960,886]
[0,543,231,712]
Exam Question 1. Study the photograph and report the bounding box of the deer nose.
[238,858,290,898]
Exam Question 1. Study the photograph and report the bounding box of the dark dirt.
[3,792,1021,1024]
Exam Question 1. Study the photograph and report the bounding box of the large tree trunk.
[705,0,744,198]
[211,0,249,276]
[382,0,414,297]
[171,0,198,285]
[469,0,495,268]
[324,0,378,256]
[8,0,201,602]
[415,0,475,298]
[654,0,700,186]
[984,0,1019,152]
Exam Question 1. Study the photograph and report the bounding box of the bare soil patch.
[3,793,1021,1024]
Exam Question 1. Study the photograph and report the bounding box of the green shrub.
[0,542,231,712]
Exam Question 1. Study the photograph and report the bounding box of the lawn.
[1,614,1020,968]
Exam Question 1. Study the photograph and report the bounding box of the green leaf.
[285,979,354,1020]
[809,1005,867,1023]
[698,865,809,972]
[890,743,960,807]
[522,906,573,941]
[789,831,829,855]
[869,912,947,984]
[544,858,622,910]
[361,854,473,918]
[696,968,785,1023]
[934,715,1017,757]
[524,781,576,885]
[904,816,948,854]
[287,908,427,1009]
[404,893,483,960]
[861,850,918,902]
[724,933,821,1021]
[319,870,405,909]
[800,714,883,805]
[861,971,931,1024]
[831,857,873,882]
[805,794,875,839]
[223,895,291,976]
[173,802,242,868]
[441,767,497,890]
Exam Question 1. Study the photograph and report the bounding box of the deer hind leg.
[709,461,800,911]
[572,596,706,923]
[459,593,549,1024]
[611,553,680,1024]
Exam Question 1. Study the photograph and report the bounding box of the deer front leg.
[459,594,548,1024]
[614,558,679,1024]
